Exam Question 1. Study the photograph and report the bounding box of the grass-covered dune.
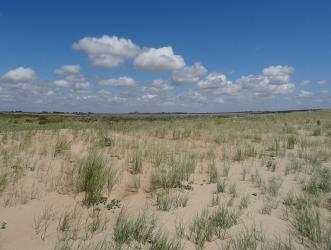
[0,110,330,249]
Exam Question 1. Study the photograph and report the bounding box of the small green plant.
[129,149,143,174]
[156,190,188,211]
[270,137,281,156]
[261,200,274,215]
[229,183,237,198]
[57,206,82,241]
[283,192,296,207]
[150,154,196,191]
[285,156,303,175]
[239,196,249,210]
[86,209,107,237]
[0,172,8,194]
[188,209,214,249]
[287,135,297,149]
[223,162,230,177]
[312,127,321,136]
[265,158,276,172]
[217,178,226,193]
[175,220,185,239]
[208,161,218,183]
[303,166,331,195]
[293,206,322,244]
[212,206,239,239]
[53,137,70,157]
[229,224,264,250]
[234,147,243,161]
[76,152,114,206]
[211,193,220,207]
[33,206,56,240]
[150,230,183,250]
[266,176,282,197]
[250,169,265,188]
[114,210,156,247]
[241,167,247,181]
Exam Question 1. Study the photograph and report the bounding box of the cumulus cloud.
[232,65,295,97]
[73,35,139,68]
[134,47,185,71]
[191,65,295,105]
[54,79,71,88]
[75,82,90,91]
[1,67,36,83]
[301,80,311,85]
[53,66,91,91]
[97,90,128,103]
[55,65,80,75]
[141,94,158,100]
[262,65,294,76]
[178,90,207,103]
[98,76,136,87]
[317,80,327,85]
[262,65,294,85]
[236,75,294,96]
[197,73,231,89]
[172,62,207,84]
[299,90,313,97]
[140,80,174,96]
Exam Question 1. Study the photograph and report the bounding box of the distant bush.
[312,127,321,136]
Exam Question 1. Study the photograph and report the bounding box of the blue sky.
[0,0,330,112]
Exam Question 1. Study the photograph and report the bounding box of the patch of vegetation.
[188,207,239,248]
[217,178,227,193]
[228,224,264,250]
[150,154,196,191]
[287,135,297,149]
[113,210,156,247]
[129,148,143,174]
[156,190,189,211]
[208,161,218,183]
[303,166,331,195]
[53,137,70,157]
[76,152,116,206]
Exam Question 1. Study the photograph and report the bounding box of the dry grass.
[0,110,330,249]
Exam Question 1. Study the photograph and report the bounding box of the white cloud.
[54,79,71,88]
[73,35,139,68]
[299,90,313,97]
[134,46,185,71]
[179,91,207,103]
[172,62,207,84]
[193,65,295,104]
[262,65,294,85]
[262,65,294,76]
[197,73,231,89]
[141,94,158,100]
[75,82,90,91]
[236,75,294,96]
[97,90,128,103]
[2,67,36,83]
[301,80,311,85]
[317,80,327,85]
[98,76,136,87]
[55,65,80,75]
[46,90,56,97]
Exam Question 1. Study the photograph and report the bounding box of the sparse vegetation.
[0,110,330,249]
[113,210,156,248]
[156,190,189,211]
[76,152,116,206]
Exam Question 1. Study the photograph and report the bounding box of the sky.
[0,0,330,113]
